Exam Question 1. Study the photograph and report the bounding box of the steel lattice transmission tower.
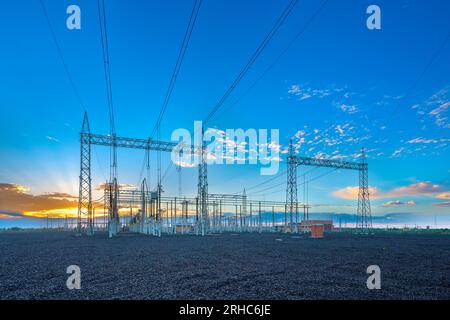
[108,177,119,237]
[285,147,372,234]
[242,188,247,228]
[356,149,372,232]
[197,128,208,236]
[77,112,93,235]
[76,113,201,237]
[285,139,298,233]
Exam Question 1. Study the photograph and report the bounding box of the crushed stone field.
[0,230,449,299]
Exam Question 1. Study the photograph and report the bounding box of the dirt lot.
[0,231,448,299]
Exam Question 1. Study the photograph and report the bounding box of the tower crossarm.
[292,156,364,171]
[82,132,201,154]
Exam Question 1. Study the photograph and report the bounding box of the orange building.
[310,224,325,238]
[300,220,334,232]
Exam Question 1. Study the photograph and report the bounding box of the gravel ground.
[0,231,449,299]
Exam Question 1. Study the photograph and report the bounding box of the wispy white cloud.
[407,137,450,144]
[381,200,416,207]
[333,181,447,200]
[335,102,358,114]
[46,136,59,142]
[287,84,332,101]
[436,192,450,200]
[411,86,450,128]
[429,101,450,116]
[391,147,406,158]
[433,202,450,207]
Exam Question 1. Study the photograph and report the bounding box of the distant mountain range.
[1,210,449,229]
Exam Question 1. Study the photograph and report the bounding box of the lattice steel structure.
[102,188,298,233]
[77,112,93,235]
[287,150,372,233]
[106,178,119,237]
[356,150,372,232]
[77,113,201,236]
[78,113,371,236]
[285,140,298,232]
[197,141,209,235]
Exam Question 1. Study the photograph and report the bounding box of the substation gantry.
[285,140,372,233]
[77,113,372,237]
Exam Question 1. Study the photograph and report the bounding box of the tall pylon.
[141,178,148,233]
[197,127,208,235]
[242,188,247,228]
[356,149,372,233]
[285,139,298,233]
[108,177,119,238]
[177,165,182,198]
[77,112,92,235]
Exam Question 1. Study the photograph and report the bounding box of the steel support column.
[197,143,208,236]
[356,150,372,233]
[77,112,92,235]
[285,140,297,233]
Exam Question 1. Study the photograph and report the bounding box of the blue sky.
[0,0,449,226]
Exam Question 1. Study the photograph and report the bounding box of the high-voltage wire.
[137,0,203,188]
[215,0,329,119]
[245,166,318,195]
[39,0,86,111]
[39,0,109,182]
[155,0,202,199]
[249,167,335,197]
[382,32,450,127]
[97,0,118,184]
[150,0,203,139]
[204,0,299,125]
[97,0,116,136]
[230,169,287,195]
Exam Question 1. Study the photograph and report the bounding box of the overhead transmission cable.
[382,32,450,127]
[137,0,202,190]
[155,0,203,196]
[203,0,299,125]
[249,167,337,197]
[39,0,108,182]
[150,0,203,139]
[39,0,86,111]
[97,0,117,182]
[244,165,318,195]
[155,0,298,194]
[215,0,329,120]
[230,169,287,194]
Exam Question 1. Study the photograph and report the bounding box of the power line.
[97,0,115,135]
[382,31,450,127]
[39,0,109,183]
[137,0,202,187]
[247,179,286,196]
[245,167,318,195]
[215,0,329,120]
[248,167,336,197]
[162,162,174,182]
[150,0,203,139]
[249,187,286,198]
[38,0,86,111]
[156,0,202,192]
[97,0,117,182]
[304,167,338,184]
[231,169,287,194]
[203,0,299,125]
